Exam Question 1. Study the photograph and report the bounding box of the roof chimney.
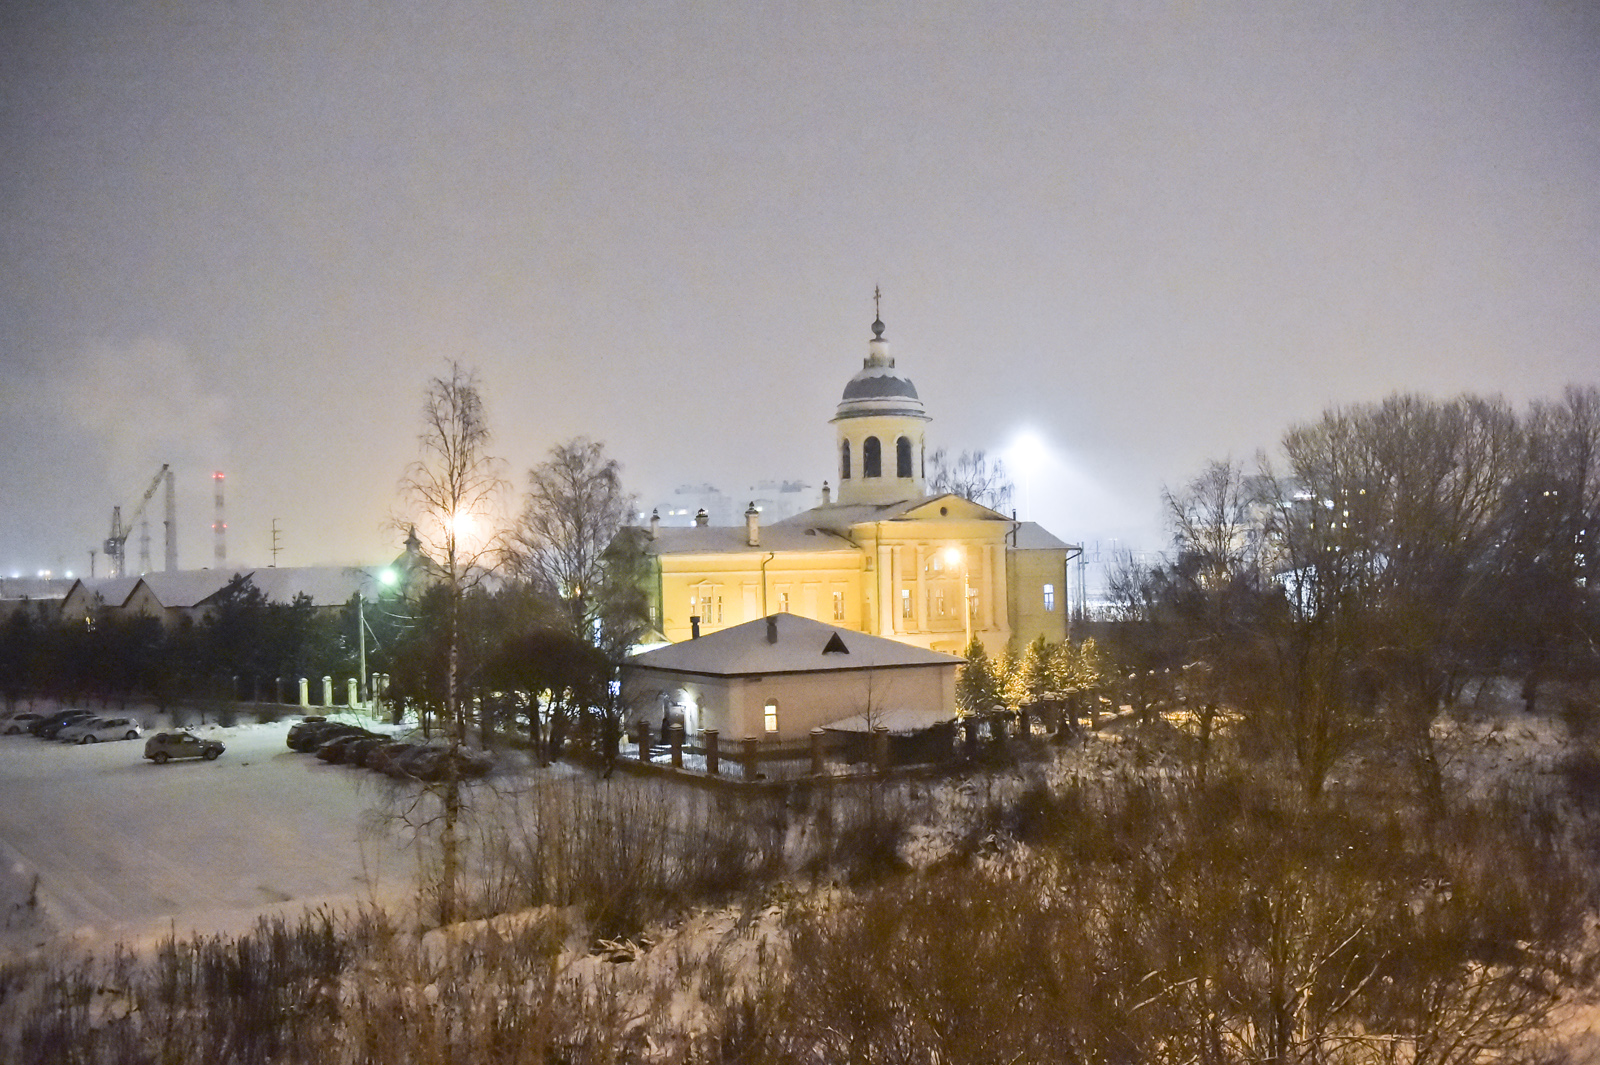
[821,480,831,504]
[745,502,760,547]
[766,615,778,643]
[649,508,660,540]
[694,508,709,527]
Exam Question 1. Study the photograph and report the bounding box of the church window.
[901,588,912,618]
[840,440,851,480]
[779,590,791,613]
[832,591,846,621]
[863,436,881,478]
[1043,583,1056,612]
[897,436,913,478]
[764,701,779,733]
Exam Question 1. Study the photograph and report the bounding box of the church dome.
[832,317,930,422]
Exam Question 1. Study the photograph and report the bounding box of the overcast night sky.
[3,1,1597,580]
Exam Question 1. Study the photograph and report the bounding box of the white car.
[59,717,143,744]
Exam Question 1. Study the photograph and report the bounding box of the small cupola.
[745,502,760,547]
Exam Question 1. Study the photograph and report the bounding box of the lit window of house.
[901,588,913,618]
[832,591,846,621]
[779,590,791,613]
[1043,583,1055,612]
[764,701,779,733]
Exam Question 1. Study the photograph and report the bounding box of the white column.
[877,544,894,635]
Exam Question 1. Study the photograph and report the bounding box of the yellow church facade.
[641,310,1076,657]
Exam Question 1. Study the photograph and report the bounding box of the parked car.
[287,719,371,752]
[315,733,385,765]
[33,710,95,738]
[144,731,224,763]
[60,717,143,743]
[2,712,44,735]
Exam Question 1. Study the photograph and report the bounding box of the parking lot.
[0,712,420,952]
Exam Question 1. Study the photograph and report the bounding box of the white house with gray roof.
[621,612,961,742]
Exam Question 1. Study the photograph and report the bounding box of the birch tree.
[397,360,507,923]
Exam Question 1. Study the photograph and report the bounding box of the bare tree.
[508,438,634,632]
[396,360,508,923]
[506,437,648,758]
[927,447,1014,511]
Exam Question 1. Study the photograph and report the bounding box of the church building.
[639,307,1076,657]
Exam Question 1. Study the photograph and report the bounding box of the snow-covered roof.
[646,525,858,557]
[625,613,963,677]
[135,571,242,608]
[244,566,380,607]
[0,577,72,602]
[68,566,388,610]
[1009,522,1075,551]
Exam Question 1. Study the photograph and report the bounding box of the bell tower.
[830,293,930,507]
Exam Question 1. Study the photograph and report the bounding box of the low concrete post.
[872,724,890,773]
[705,729,719,775]
[298,677,309,708]
[810,727,826,775]
[670,723,684,769]
[347,678,358,709]
[963,718,978,760]
[1018,708,1030,738]
[742,737,759,780]
[321,676,332,707]
[638,722,653,761]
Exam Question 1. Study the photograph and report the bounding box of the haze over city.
[3,0,1596,578]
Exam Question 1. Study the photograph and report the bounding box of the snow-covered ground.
[0,709,422,957]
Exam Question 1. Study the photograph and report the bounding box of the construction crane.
[103,464,170,579]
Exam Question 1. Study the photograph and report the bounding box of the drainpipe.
[760,551,774,616]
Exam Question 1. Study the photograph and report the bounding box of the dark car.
[315,733,384,765]
[32,710,95,738]
[144,731,225,763]
[288,719,371,753]
[378,743,492,782]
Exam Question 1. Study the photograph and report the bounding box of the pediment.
[896,494,1010,522]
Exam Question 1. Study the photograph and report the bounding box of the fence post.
[705,729,719,776]
[963,718,978,760]
[347,678,358,709]
[670,723,684,768]
[638,722,653,762]
[810,727,826,775]
[872,724,890,773]
[298,677,309,708]
[742,737,759,780]
[321,676,333,707]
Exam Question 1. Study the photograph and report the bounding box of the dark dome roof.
[834,364,929,421]
[842,373,920,402]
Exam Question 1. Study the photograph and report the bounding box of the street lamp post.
[358,567,400,710]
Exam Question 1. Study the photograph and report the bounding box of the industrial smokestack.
[164,468,177,572]
[213,471,226,567]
